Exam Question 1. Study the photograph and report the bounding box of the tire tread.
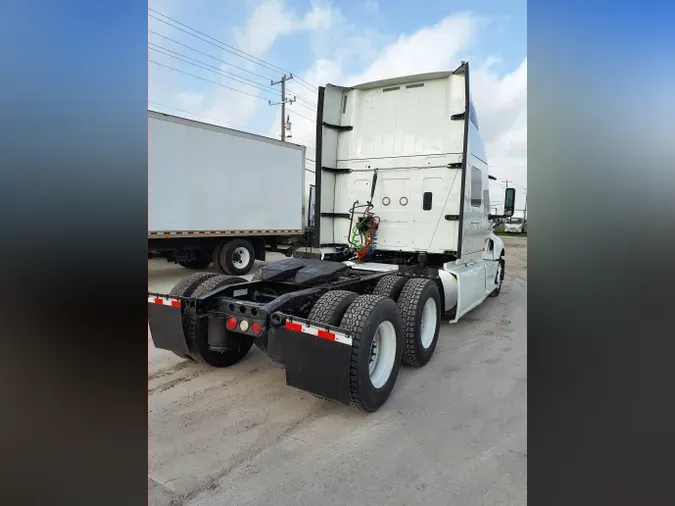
[397,278,440,367]
[340,294,396,412]
[184,275,252,366]
[372,275,408,301]
[308,290,359,325]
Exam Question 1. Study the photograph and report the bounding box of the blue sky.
[149,0,527,207]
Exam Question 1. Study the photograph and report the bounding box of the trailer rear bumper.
[269,318,353,405]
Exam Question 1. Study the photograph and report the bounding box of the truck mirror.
[504,188,516,217]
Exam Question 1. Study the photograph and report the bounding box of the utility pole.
[269,74,296,141]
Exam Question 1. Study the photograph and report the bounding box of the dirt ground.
[148,237,527,505]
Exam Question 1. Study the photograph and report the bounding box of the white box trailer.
[148,111,307,275]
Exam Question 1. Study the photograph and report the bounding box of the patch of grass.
[495,230,527,237]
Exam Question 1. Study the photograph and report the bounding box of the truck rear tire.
[219,239,256,276]
[183,275,253,367]
[169,272,218,298]
[397,278,442,367]
[168,272,220,360]
[372,275,408,301]
[308,290,359,325]
[340,294,403,412]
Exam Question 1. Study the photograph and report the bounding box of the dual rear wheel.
[165,272,442,412]
[308,276,441,412]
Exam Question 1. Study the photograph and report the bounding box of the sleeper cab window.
[471,167,482,207]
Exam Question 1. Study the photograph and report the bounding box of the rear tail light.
[226,317,237,330]
[239,320,250,332]
[251,322,262,335]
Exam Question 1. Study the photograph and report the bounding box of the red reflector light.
[317,329,336,341]
[170,300,181,308]
[284,321,303,332]
[251,322,262,335]
[153,298,163,304]
[226,317,237,330]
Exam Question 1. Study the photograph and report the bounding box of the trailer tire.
[397,278,442,367]
[489,251,505,297]
[372,275,408,301]
[184,275,252,367]
[340,294,403,412]
[308,290,359,325]
[212,242,225,273]
[219,239,256,276]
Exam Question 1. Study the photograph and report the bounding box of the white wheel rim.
[232,247,251,269]
[420,298,438,349]
[368,321,397,389]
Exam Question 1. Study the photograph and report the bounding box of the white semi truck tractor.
[148,61,516,412]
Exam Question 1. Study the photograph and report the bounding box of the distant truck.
[503,217,526,234]
[148,111,308,275]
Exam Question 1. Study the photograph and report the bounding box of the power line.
[286,85,317,106]
[148,8,319,92]
[290,100,317,113]
[148,13,281,78]
[148,30,278,88]
[150,9,298,79]
[288,109,316,123]
[149,44,278,97]
[149,60,270,101]
[148,101,269,135]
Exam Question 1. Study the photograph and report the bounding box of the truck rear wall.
[317,71,466,253]
[149,112,305,234]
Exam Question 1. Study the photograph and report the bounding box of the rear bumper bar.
[148,293,354,405]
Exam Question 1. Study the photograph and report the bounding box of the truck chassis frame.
[148,258,454,411]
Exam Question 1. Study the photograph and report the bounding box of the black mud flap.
[270,326,352,405]
[148,299,190,355]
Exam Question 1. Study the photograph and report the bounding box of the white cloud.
[234,0,333,57]
[148,2,526,205]
[472,58,528,194]
[281,13,479,149]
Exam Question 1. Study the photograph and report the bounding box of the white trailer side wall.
[149,112,305,234]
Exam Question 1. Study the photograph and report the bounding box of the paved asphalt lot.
[148,237,527,505]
